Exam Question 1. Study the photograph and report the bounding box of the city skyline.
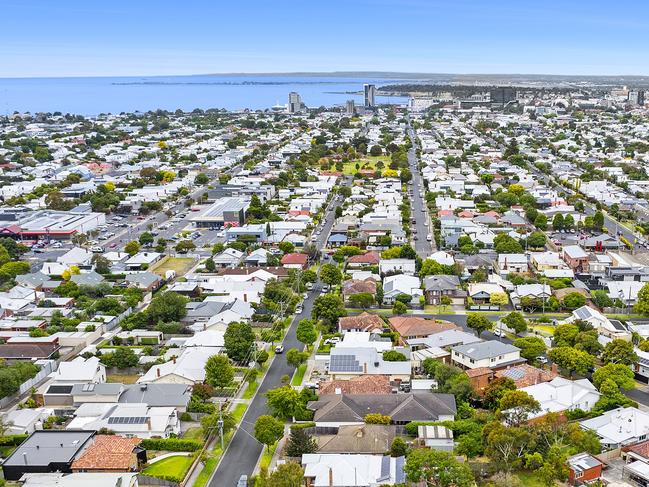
[2,0,649,78]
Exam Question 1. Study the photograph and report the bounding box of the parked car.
[275,345,284,354]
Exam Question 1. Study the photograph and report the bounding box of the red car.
[109,242,117,248]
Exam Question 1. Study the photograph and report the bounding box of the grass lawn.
[232,403,248,423]
[259,443,278,471]
[341,155,389,176]
[106,373,140,384]
[292,364,307,386]
[423,305,454,314]
[529,324,555,336]
[242,380,259,400]
[182,427,204,441]
[143,454,194,482]
[194,428,236,487]
[514,470,545,487]
[150,256,196,277]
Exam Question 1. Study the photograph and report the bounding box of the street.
[407,122,434,258]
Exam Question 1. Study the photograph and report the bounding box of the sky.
[2,0,649,78]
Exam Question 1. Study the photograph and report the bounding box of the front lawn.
[143,454,194,482]
[292,364,307,386]
[182,427,203,441]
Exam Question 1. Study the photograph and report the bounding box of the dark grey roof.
[185,301,228,318]
[125,271,161,287]
[70,271,105,286]
[423,275,460,292]
[3,430,94,467]
[46,384,74,394]
[119,383,192,407]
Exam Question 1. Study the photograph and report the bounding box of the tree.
[286,348,308,368]
[466,313,493,336]
[383,350,407,361]
[147,292,188,324]
[552,213,564,230]
[320,263,342,286]
[139,232,154,246]
[493,234,523,253]
[502,312,527,335]
[254,415,284,450]
[311,294,346,329]
[348,292,375,309]
[100,348,139,368]
[205,355,234,389]
[483,377,517,410]
[636,282,649,315]
[175,240,196,253]
[553,323,579,347]
[490,292,509,307]
[266,385,302,419]
[224,322,255,362]
[124,240,140,256]
[278,241,295,254]
[201,409,236,439]
[364,413,391,424]
[369,144,382,156]
[405,448,474,487]
[526,231,546,248]
[562,292,586,309]
[285,427,317,457]
[390,437,408,457]
[593,210,604,231]
[296,319,317,347]
[257,461,304,487]
[92,254,111,274]
[392,301,408,315]
[194,173,209,185]
[499,390,541,426]
[534,214,548,231]
[592,363,635,390]
[548,346,594,377]
[513,336,547,363]
[601,339,638,366]
[485,424,532,471]
[564,214,575,230]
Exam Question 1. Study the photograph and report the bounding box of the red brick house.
[567,453,603,485]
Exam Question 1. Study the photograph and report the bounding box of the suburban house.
[565,305,631,340]
[417,425,454,451]
[125,272,163,292]
[51,357,106,384]
[137,348,214,384]
[496,253,528,275]
[467,283,505,305]
[388,316,458,341]
[567,453,603,486]
[451,341,523,370]
[314,424,398,455]
[342,279,377,302]
[338,313,385,333]
[301,453,406,487]
[563,245,590,273]
[327,347,411,382]
[281,252,308,269]
[519,378,600,420]
[346,251,381,269]
[71,435,146,473]
[308,392,456,427]
[382,274,422,305]
[423,275,465,305]
[318,375,392,395]
[379,258,416,276]
[581,407,649,449]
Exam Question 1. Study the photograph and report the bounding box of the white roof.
[302,453,403,487]
[52,357,103,382]
[521,377,600,419]
[581,407,649,445]
[138,347,215,383]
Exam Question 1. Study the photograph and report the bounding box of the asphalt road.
[407,123,434,258]
[208,177,348,487]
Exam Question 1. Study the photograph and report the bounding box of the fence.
[137,474,178,487]
[0,360,57,409]
[603,307,634,315]
[106,306,134,331]
[467,305,500,311]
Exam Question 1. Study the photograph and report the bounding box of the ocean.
[0,75,409,116]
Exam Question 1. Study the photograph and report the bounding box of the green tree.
[311,294,346,329]
[466,313,493,337]
[124,240,140,256]
[147,292,188,324]
[493,234,523,253]
[553,323,579,347]
[601,339,638,366]
[548,346,594,377]
[91,254,111,274]
[286,348,308,368]
[277,241,295,254]
[513,336,547,362]
[502,312,527,335]
[320,263,342,286]
[405,448,474,487]
[390,436,408,457]
[534,214,548,230]
[139,232,154,246]
[499,390,541,426]
[224,321,255,362]
[194,173,209,185]
[490,292,509,307]
[204,355,234,389]
[593,211,604,231]
[562,292,587,309]
[392,300,408,315]
[592,363,635,390]
[296,319,317,347]
[285,428,317,457]
[552,213,564,230]
[483,377,517,410]
[364,413,391,424]
[636,282,649,315]
[254,415,284,450]
[526,231,546,248]
[348,292,375,309]
[266,385,303,419]
[201,409,236,439]
[257,461,304,487]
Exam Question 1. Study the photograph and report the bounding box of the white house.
[137,347,215,385]
[379,259,416,276]
[302,453,405,487]
[581,407,649,449]
[520,378,600,420]
[382,274,422,305]
[51,357,106,383]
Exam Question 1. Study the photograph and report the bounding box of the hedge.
[404,421,440,436]
[140,438,203,452]
[289,422,315,431]
[0,434,28,446]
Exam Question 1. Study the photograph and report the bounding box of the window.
[575,471,583,479]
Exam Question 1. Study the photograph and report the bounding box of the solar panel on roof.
[503,368,525,380]
[329,354,363,372]
[107,416,148,424]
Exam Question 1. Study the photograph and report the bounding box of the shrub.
[140,438,203,452]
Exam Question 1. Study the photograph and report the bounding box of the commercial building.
[346,99,355,115]
[364,84,376,108]
[490,87,517,106]
[189,197,249,229]
[288,92,303,114]
[0,208,106,241]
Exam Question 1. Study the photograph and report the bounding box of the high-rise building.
[288,92,303,114]
[364,84,376,108]
[345,99,355,115]
[490,87,516,106]
[629,90,646,106]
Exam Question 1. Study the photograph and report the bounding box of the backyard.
[150,256,196,277]
[143,454,194,482]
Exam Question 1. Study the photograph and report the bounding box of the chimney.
[147,418,152,431]
[363,363,367,374]
[172,356,176,364]
[329,468,333,487]
[156,367,161,378]
[551,363,558,374]
[243,293,247,302]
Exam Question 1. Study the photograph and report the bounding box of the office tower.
[364,84,376,108]
[490,87,516,106]
[346,99,355,115]
[288,92,302,114]
[629,90,645,106]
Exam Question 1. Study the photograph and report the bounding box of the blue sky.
[2,0,649,77]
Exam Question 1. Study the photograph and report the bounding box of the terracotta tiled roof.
[623,439,649,458]
[347,251,381,265]
[319,375,392,395]
[389,317,458,337]
[465,367,493,378]
[495,364,558,388]
[342,279,377,296]
[72,435,141,471]
[281,253,308,265]
[338,312,385,331]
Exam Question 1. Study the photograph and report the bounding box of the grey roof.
[308,393,457,423]
[423,275,460,292]
[70,271,105,287]
[119,383,192,407]
[15,272,49,288]
[70,383,124,396]
[125,271,161,287]
[185,301,229,318]
[3,430,94,467]
[452,340,520,360]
